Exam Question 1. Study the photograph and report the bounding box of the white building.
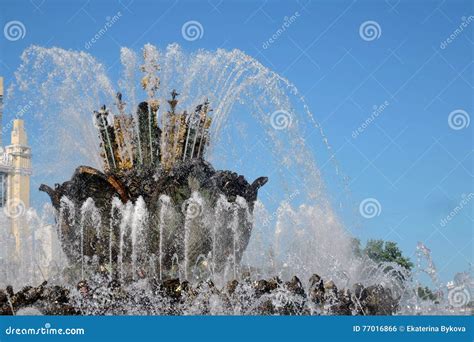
[0,77,32,258]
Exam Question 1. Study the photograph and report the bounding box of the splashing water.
[1,43,463,315]
[8,44,340,203]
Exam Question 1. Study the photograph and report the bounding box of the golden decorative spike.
[113,115,134,170]
[94,87,213,173]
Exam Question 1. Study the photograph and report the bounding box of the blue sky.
[0,0,472,284]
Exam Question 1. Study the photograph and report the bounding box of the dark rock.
[76,280,90,298]
[0,275,401,316]
[162,278,182,301]
[323,280,338,304]
[360,285,398,315]
[254,279,278,297]
[256,299,275,315]
[331,288,353,315]
[285,276,306,297]
[226,280,239,295]
[308,274,325,305]
[6,286,13,297]
[0,289,7,304]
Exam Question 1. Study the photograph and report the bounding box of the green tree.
[351,238,414,271]
[417,286,438,301]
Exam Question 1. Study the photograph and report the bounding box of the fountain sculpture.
[0,44,441,316]
[39,52,268,283]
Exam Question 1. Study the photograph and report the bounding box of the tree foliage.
[351,238,414,271]
[417,286,438,301]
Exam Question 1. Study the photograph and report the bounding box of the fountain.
[1,44,469,316]
[39,85,268,282]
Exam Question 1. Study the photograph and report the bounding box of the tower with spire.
[0,76,32,258]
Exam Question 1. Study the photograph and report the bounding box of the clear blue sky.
[0,0,472,284]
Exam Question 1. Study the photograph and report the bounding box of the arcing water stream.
[0,44,471,315]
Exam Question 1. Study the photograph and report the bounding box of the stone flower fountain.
[0,45,403,316]
[39,51,268,283]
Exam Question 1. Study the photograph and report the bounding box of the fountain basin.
[40,158,267,281]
